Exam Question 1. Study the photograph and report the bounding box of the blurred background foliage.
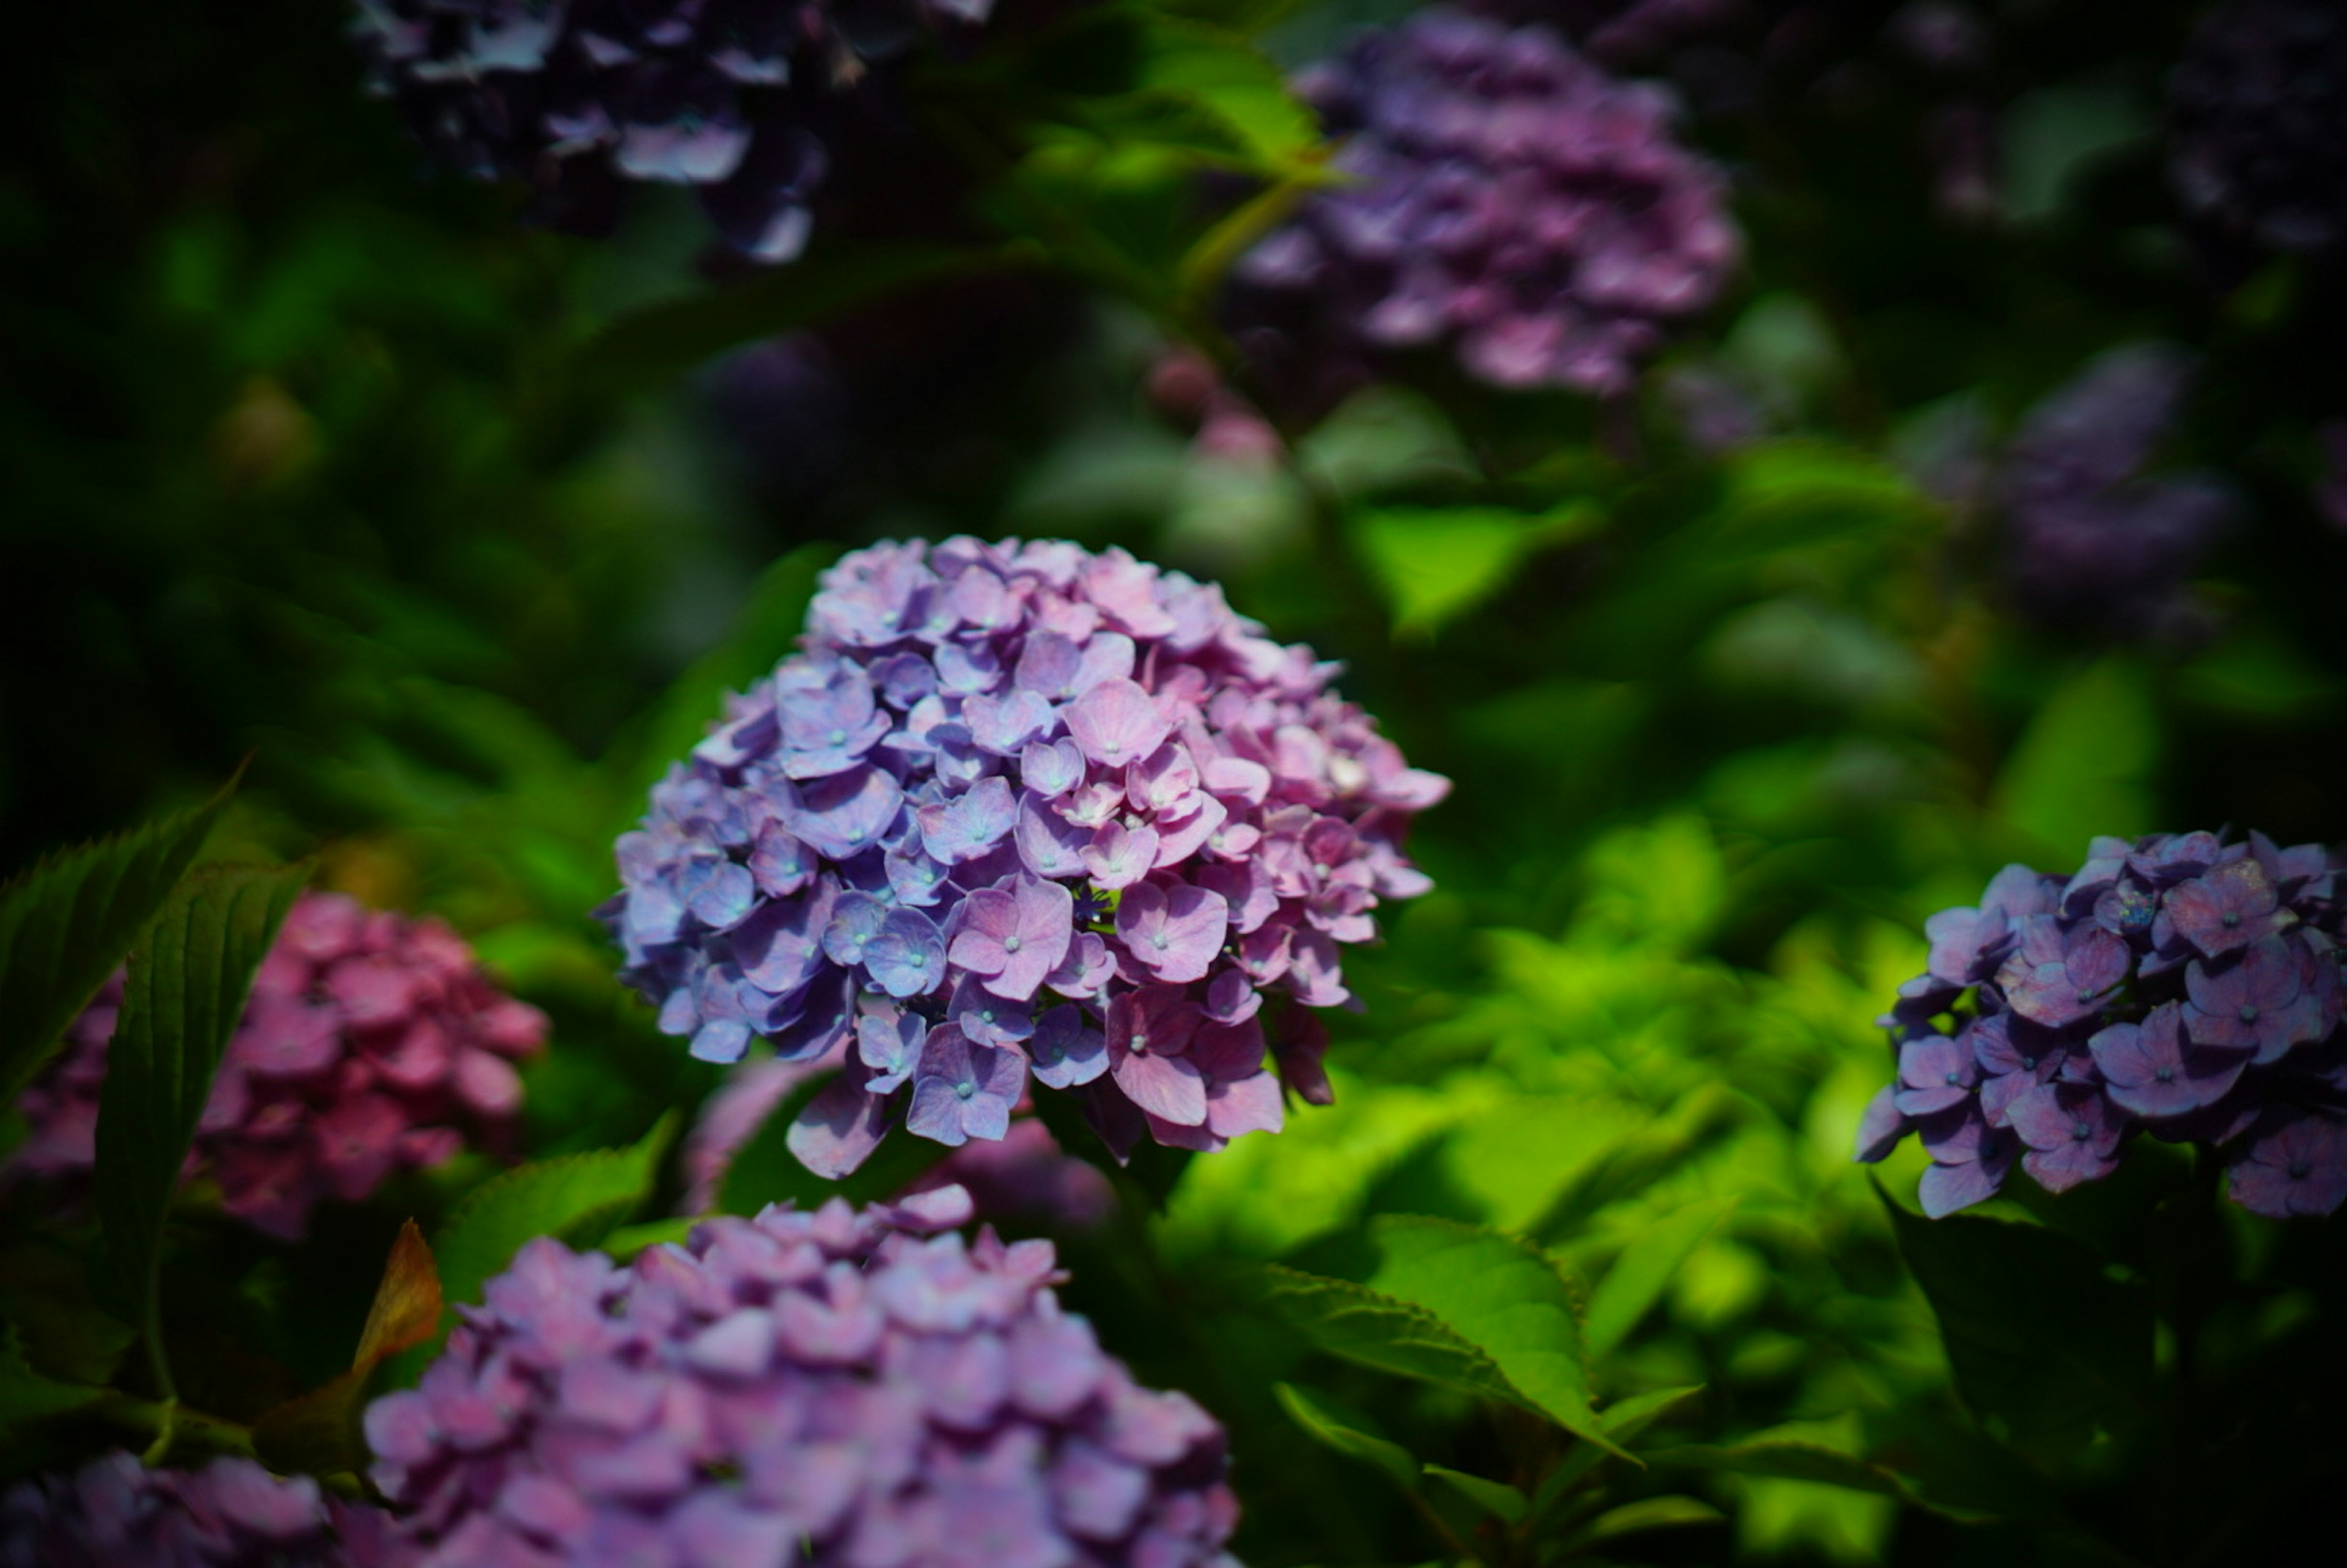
[4,0,2346,1564]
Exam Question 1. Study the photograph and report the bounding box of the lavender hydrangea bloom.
[0,1452,406,1568]
[364,1187,1235,1566]
[603,538,1448,1170]
[1857,831,2347,1219]
[1229,9,1738,406]
[2167,0,2347,269]
[1996,344,2240,640]
[350,0,993,262]
[10,893,547,1241]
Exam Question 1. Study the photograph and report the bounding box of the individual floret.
[600,537,1447,1171]
[1227,9,1739,404]
[364,1185,1240,1567]
[1855,830,2347,1218]
[10,892,548,1240]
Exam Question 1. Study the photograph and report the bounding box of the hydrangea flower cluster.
[1855,831,2347,1219]
[365,1185,1241,1568]
[1995,344,2238,641]
[1229,9,1738,401]
[10,892,548,1240]
[681,1051,1114,1227]
[0,1452,405,1568]
[601,537,1446,1170]
[2168,0,2347,268]
[350,0,992,262]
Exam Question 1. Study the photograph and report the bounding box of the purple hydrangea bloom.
[364,1187,1235,1566]
[1857,831,2347,1218]
[2167,0,2347,269]
[1995,344,2240,641]
[603,538,1448,1171]
[0,1452,406,1568]
[1228,9,1738,408]
[350,0,994,262]
[10,893,547,1241]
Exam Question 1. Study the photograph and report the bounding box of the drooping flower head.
[1855,830,2347,1219]
[1228,9,1739,407]
[1994,343,2239,641]
[2167,0,2347,271]
[364,1185,1241,1567]
[10,892,548,1240]
[0,1452,406,1568]
[602,537,1446,1171]
[350,0,994,261]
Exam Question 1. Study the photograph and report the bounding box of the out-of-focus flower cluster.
[601,537,1445,1170]
[1230,8,1738,403]
[681,1050,1115,1227]
[1856,831,2347,1219]
[10,892,547,1240]
[0,1453,405,1568]
[350,0,993,261]
[365,1185,1240,1568]
[2168,0,2347,268]
[1993,344,2237,641]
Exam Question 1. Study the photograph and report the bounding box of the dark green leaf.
[434,1113,677,1313]
[0,1324,101,1438]
[95,860,307,1397]
[1555,1495,1724,1553]
[570,244,1015,390]
[1365,1216,1626,1459]
[1273,1382,1419,1490]
[1423,1465,1528,1524]
[1645,1440,1911,1498]
[1880,1187,2156,1461]
[0,772,240,1105]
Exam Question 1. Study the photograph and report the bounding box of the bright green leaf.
[95,860,307,1398]
[1252,1264,1536,1416]
[1562,1494,1725,1550]
[1364,1216,1627,1460]
[1991,658,2158,863]
[433,1113,677,1313]
[0,1324,102,1437]
[1352,504,1601,636]
[1273,1382,1419,1490]
[0,773,239,1106]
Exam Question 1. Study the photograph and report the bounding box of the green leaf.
[0,1324,101,1438]
[1645,1440,1911,1498]
[1584,1202,1730,1361]
[1422,1465,1527,1525]
[1365,1216,1626,1460]
[570,243,1012,389]
[1351,504,1601,637]
[1711,442,1932,559]
[95,860,307,1398]
[1601,1385,1706,1445]
[1252,1264,1536,1416]
[1273,1382,1419,1490]
[433,1113,677,1313]
[1991,658,2158,864]
[1879,1186,2155,1460]
[716,1073,953,1217]
[1555,1495,1724,1552]
[601,1218,700,1262]
[0,773,239,1106]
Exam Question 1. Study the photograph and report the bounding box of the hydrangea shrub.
[601,537,1447,1171]
[364,1185,1240,1567]
[350,0,994,260]
[0,1453,405,1568]
[1856,830,2347,1218]
[10,892,548,1240]
[1231,8,1738,400]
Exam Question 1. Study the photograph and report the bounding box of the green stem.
[92,1392,254,1464]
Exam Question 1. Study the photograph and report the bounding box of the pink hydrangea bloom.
[11,892,548,1240]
